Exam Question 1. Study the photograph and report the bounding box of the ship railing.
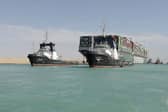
[94,44,110,48]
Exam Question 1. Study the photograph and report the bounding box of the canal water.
[0,64,168,112]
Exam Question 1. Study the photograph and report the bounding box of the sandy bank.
[0,58,84,64]
[0,58,29,64]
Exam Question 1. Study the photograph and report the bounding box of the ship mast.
[32,41,35,53]
[102,23,106,37]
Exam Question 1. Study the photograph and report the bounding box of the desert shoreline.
[0,58,83,64]
[0,58,29,64]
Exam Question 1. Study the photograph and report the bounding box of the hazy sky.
[0,0,168,61]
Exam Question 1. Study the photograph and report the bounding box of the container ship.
[79,35,147,67]
[27,33,78,66]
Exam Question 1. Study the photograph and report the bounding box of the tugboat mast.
[44,31,48,43]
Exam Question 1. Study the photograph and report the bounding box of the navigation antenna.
[44,31,48,42]
[32,41,35,53]
[102,23,106,37]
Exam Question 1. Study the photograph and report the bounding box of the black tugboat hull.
[27,54,74,66]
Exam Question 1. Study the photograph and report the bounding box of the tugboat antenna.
[32,41,35,53]
[44,31,48,42]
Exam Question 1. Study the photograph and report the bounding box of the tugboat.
[154,58,161,64]
[27,32,76,66]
